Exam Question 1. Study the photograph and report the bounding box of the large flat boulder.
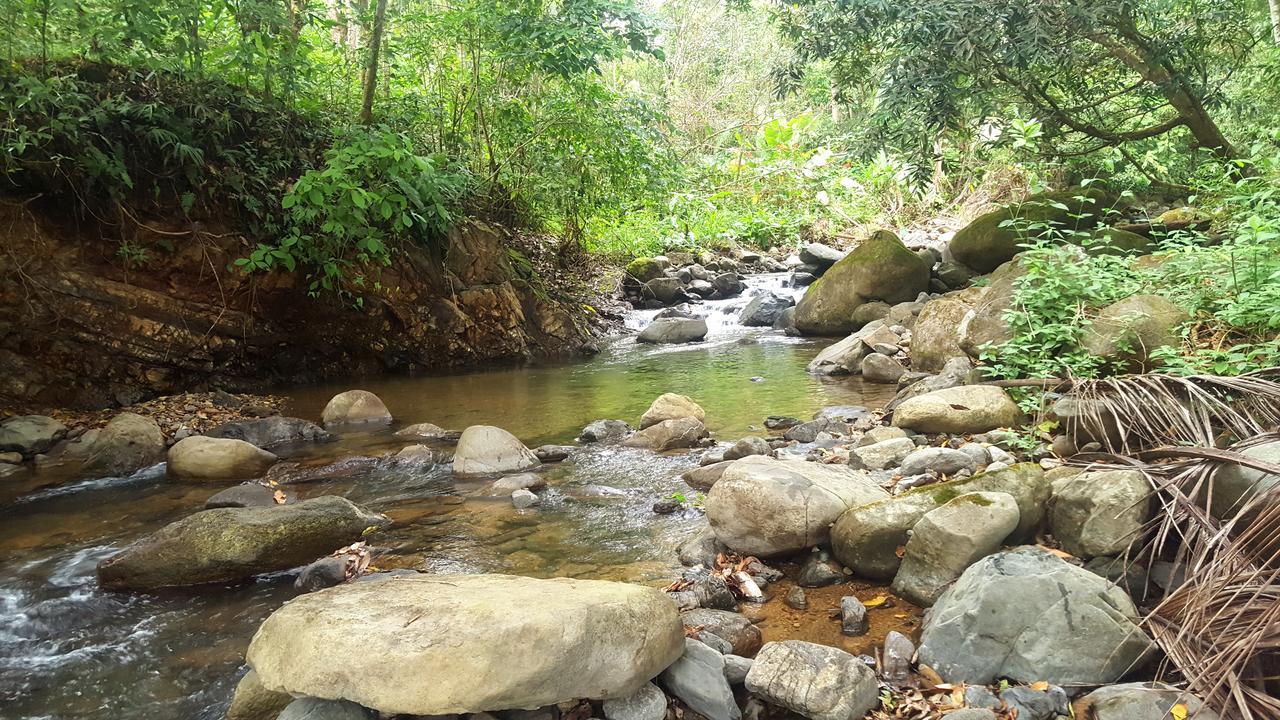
[705,456,889,557]
[891,385,1023,434]
[0,415,66,456]
[831,463,1048,579]
[167,435,278,480]
[794,230,929,336]
[97,496,388,590]
[917,546,1154,685]
[637,317,707,344]
[246,574,684,716]
[452,425,540,476]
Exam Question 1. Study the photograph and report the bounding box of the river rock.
[167,436,278,480]
[1083,294,1189,371]
[511,488,540,508]
[796,550,844,587]
[840,597,868,636]
[0,415,66,456]
[917,546,1154,685]
[850,437,915,470]
[746,641,878,720]
[772,306,799,335]
[891,491,1020,606]
[900,447,978,476]
[206,482,293,509]
[320,390,392,428]
[881,631,915,683]
[948,187,1108,273]
[658,639,740,720]
[860,353,905,383]
[75,412,165,477]
[956,259,1026,357]
[681,608,762,656]
[580,419,634,444]
[722,436,771,461]
[603,682,667,720]
[1049,469,1150,558]
[97,496,387,590]
[226,669,292,720]
[794,230,930,335]
[393,422,453,440]
[623,417,709,451]
[910,295,977,372]
[644,277,686,304]
[739,293,794,327]
[491,473,547,494]
[892,385,1023,434]
[722,655,752,685]
[638,317,708,344]
[830,463,1048,579]
[277,698,375,720]
[534,445,573,462]
[799,242,844,270]
[207,416,334,450]
[453,425,540,475]
[712,272,745,297]
[626,257,665,283]
[806,321,901,376]
[678,526,727,567]
[1075,682,1216,720]
[640,393,706,429]
[248,574,683,715]
[705,456,889,557]
[682,460,734,492]
[783,417,846,443]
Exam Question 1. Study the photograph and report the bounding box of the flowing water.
[0,274,901,720]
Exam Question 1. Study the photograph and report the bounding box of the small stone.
[840,597,869,636]
[797,551,844,588]
[784,586,808,610]
[999,685,1068,720]
[534,445,573,462]
[653,500,681,515]
[881,631,915,683]
[511,489,540,508]
[295,556,350,593]
[900,447,978,476]
[723,436,771,461]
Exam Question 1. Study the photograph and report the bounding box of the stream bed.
[0,275,901,720]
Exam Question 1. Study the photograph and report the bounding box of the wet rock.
[900,447,978,477]
[891,385,1023,434]
[831,464,1049,579]
[167,436,278,480]
[226,669,292,720]
[644,277,686,305]
[712,273,745,297]
[205,482,292,509]
[638,317,708,344]
[784,586,808,610]
[692,575,737,610]
[880,631,915,683]
[640,394,706,429]
[891,491,1020,606]
[797,551,844,587]
[850,437,915,471]
[840,597,868,636]
[97,496,388,590]
[746,641,878,720]
[738,293,794,327]
[0,415,66,456]
[534,445,573,462]
[602,682,667,720]
[1076,682,1217,720]
[917,546,1155,685]
[765,416,800,430]
[795,230,930,335]
[652,499,681,515]
[580,419,634,444]
[511,489,541,508]
[206,416,334,450]
[771,306,799,335]
[249,575,684,715]
[722,436,771,461]
[806,321,900,376]
[394,422,453,440]
[294,555,351,593]
[722,655,752,685]
[860,353,906,383]
[1049,469,1150,558]
[320,390,392,428]
[682,460,733,492]
[705,456,888,557]
[680,608,763,656]
[623,417,709,452]
[277,698,375,720]
[657,639,740,720]
[492,473,547,494]
[74,412,165,477]
[393,444,436,465]
[453,426,540,476]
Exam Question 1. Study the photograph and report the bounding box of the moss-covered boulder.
[830,463,1048,579]
[1081,226,1155,256]
[1083,294,1188,371]
[910,291,981,372]
[626,257,665,283]
[794,230,929,335]
[949,187,1111,273]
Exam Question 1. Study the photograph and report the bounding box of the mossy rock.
[625,257,664,283]
[1081,226,1155,256]
[949,187,1113,273]
[794,229,929,336]
[1083,294,1189,371]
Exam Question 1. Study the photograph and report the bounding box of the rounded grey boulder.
[452,425,540,476]
[320,390,392,428]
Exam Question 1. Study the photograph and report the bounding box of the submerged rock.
[705,456,888,557]
[452,425,540,476]
[917,546,1154,685]
[167,436,278,480]
[745,641,878,720]
[320,390,392,428]
[206,416,334,450]
[97,496,388,590]
[247,574,684,716]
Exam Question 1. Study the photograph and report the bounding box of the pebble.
[784,586,808,610]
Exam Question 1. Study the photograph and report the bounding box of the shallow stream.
[0,274,902,720]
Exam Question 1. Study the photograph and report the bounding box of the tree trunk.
[359,0,388,126]
[1270,0,1280,45]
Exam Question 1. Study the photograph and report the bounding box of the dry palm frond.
[1054,370,1280,454]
